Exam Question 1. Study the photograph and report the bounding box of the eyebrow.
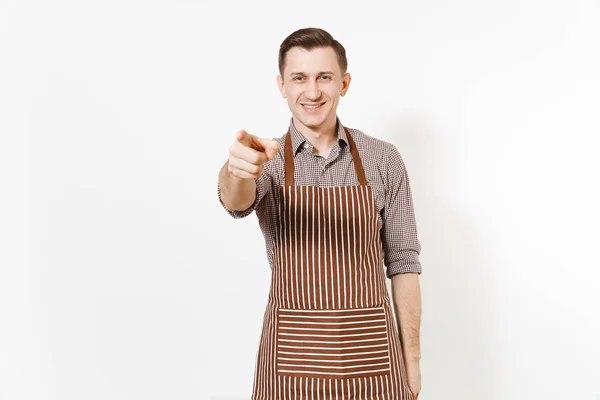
[289,71,335,76]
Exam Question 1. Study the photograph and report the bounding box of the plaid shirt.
[218,116,422,278]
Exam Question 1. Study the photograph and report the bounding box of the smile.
[302,102,325,112]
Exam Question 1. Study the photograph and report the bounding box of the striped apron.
[251,127,414,400]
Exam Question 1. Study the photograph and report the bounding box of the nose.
[305,79,321,100]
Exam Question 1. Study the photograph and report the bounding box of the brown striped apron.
[252,126,414,400]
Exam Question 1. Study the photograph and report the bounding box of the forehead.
[283,46,340,75]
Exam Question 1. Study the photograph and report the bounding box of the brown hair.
[278,27,348,77]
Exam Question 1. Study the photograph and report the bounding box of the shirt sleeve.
[217,160,272,219]
[381,144,423,278]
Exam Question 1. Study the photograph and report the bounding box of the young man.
[218,27,422,400]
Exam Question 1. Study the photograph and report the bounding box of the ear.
[341,72,351,96]
[276,75,286,98]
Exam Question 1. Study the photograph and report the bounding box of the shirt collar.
[289,116,348,155]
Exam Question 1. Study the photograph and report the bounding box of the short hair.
[278,27,348,77]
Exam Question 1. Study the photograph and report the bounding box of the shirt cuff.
[217,177,262,219]
[386,258,422,278]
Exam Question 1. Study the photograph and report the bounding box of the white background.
[1,0,599,399]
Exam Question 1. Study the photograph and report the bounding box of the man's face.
[277,46,351,131]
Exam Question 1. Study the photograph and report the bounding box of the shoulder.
[345,126,406,172]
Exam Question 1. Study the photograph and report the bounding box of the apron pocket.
[275,306,391,380]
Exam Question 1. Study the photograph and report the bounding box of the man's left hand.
[406,359,421,399]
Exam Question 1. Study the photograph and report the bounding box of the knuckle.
[251,164,261,175]
[250,153,261,164]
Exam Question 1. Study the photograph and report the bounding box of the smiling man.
[217,27,423,400]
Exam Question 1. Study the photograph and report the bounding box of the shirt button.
[303,142,309,149]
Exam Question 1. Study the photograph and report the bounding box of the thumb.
[256,138,280,160]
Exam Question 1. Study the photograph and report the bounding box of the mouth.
[301,101,326,113]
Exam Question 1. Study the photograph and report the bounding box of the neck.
[292,115,339,155]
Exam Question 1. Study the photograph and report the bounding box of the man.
[218,27,422,400]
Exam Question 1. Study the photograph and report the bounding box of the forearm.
[218,160,256,211]
[390,272,422,362]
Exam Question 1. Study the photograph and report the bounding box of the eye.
[320,75,331,80]
[293,76,303,81]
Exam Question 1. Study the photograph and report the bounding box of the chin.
[296,113,329,129]
[302,119,326,129]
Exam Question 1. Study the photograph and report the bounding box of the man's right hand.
[227,130,280,179]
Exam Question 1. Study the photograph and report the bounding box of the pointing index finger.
[236,129,267,152]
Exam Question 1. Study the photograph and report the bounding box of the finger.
[236,129,266,151]
[230,141,269,165]
[235,129,252,147]
[229,156,264,178]
[229,168,258,180]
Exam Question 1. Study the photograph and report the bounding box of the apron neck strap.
[284,125,368,187]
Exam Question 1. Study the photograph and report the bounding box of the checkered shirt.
[218,116,422,278]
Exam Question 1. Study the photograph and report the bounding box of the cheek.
[325,89,340,101]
